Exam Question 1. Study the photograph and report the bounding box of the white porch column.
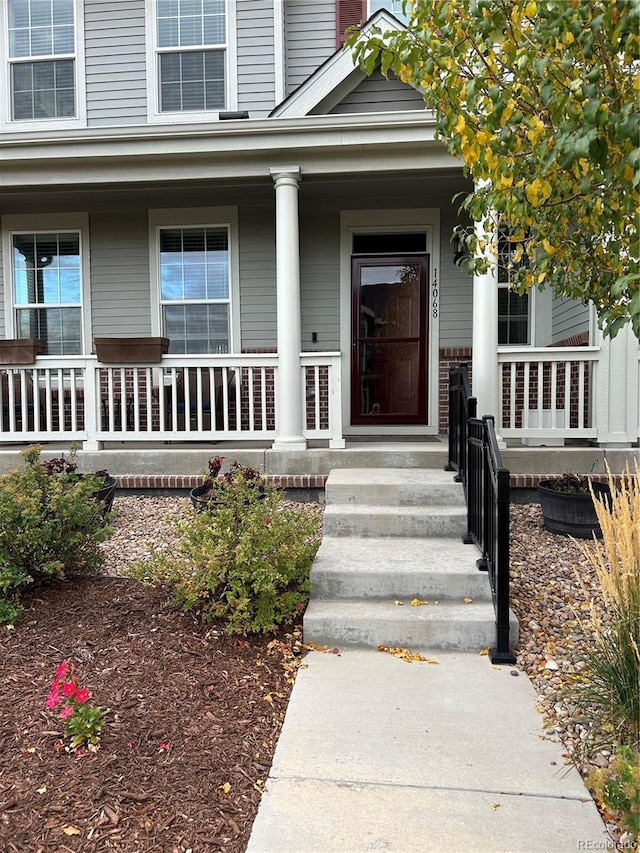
[595,323,639,446]
[270,166,307,451]
[471,218,500,422]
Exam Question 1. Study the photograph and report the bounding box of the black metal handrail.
[445,364,476,494]
[446,367,515,665]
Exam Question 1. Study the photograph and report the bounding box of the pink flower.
[61,681,77,699]
[45,692,61,710]
[55,661,69,679]
[60,706,74,720]
[74,688,90,704]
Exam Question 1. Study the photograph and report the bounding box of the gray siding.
[552,295,590,343]
[285,0,336,95]
[239,202,277,350]
[89,211,151,337]
[85,0,147,127]
[299,208,340,349]
[0,236,5,338]
[237,0,276,117]
[326,71,426,114]
[439,201,473,348]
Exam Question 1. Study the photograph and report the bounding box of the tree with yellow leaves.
[349,0,639,338]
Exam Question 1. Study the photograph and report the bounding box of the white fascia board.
[0,114,458,188]
[270,9,405,118]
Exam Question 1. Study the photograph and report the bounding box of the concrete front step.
[325,468,466,507]
[311,537,491,600]
[303,598,518,652]
[323,503,467,538]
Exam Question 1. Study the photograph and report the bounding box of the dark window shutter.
[336,0,366,48]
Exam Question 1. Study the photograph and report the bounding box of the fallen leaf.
[410,598,429,606]
[480,648,489,656]
[489,803,500,811]
[393,600,404,606]
[37,786,47,794]
[62,826,81,836]
[463,597,473,604]
[220,782,231,794]
[253,779,265,793]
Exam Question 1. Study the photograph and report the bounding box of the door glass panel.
[360,264,420,339]
[359,341,421,418]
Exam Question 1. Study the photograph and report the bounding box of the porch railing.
[446,364,515,665]
[498,346,599,441]
[0,352,344,448]
[445,363,476,488]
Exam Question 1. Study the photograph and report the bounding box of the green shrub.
[587,746,640,839]
[0,445,111,622]
[132,465,321,635]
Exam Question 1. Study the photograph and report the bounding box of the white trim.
[273,0,285,106]
[0,0,87,132]
[1,211,91,353]
[145,0,237,125]
[340,209,441,435]
[271,8,405,118]
[148,207,240,353]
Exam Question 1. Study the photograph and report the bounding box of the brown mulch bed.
[0,576,301,853]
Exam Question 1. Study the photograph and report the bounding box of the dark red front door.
[351,256,429,425]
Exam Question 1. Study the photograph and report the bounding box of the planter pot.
[190,482,266,513]
[537,480,611,538]
[0,338,46,364]
[94,337,169,363]
[91,475,118,514]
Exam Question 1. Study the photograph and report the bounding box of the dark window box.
[0,339,46,364]
[94,337,170,364]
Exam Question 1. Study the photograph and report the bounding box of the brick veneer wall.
[439,348,472,433]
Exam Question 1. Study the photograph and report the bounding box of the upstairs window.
[156,0,226,113]
[159,226,231,354]
[337,1,409,48]
[369,1,410,24]
[498,233,530,346]
[7,0,76,120]
[12,231,83,354]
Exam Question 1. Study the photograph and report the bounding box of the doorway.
[351,255,429,425]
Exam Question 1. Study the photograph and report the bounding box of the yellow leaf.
[489,802,500,811]
[463,597,473,604]
[410,598,429,606]
[525,1,537,16]
[220,781,231,794]
[253,779,265,793]
[62,826,81,836]
[480,648,489,656]
[26,747,36,753]
[37,785,47,794]
[542,239,555,255]
[426,658,439,665]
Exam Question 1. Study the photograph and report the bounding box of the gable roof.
[270,9,413,118]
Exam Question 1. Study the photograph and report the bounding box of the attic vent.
[336,0,366,47]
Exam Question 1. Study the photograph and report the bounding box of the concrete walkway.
[247,649,609,853]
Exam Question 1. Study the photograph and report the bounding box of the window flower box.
[0,339,46,364]
[93,337,169,364]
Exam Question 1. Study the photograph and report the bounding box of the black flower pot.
[190,483,221,513]
[90,476,117,515]
[537,479,611,538]
[189,482,266,514]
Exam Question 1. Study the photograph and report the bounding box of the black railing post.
[485,416,516,665]
[447,372,515,665]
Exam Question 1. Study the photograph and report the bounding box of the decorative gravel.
[102,495,624,838]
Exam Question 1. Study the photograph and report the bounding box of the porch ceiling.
[0,113,456,193]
